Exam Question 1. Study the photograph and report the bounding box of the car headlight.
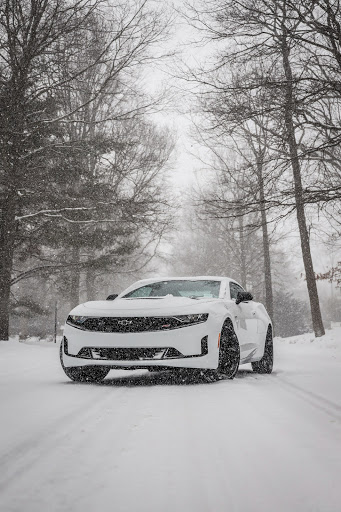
[66,315,88,329]
[173,313,209,324]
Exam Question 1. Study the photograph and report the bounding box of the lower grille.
[80,347,184,361]
[73,336,208,361]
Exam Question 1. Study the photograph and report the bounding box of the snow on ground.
[1,328,341,512]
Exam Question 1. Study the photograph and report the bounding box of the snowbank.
[275,326,341,351]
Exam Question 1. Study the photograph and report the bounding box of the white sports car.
[60,276,273,382]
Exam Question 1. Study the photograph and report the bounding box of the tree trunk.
[257,158,274,321]
[69,245,80,309]
[281,21,325,337]
[0,76,25,340]
[86,269,96,301]
[238,215,247,289]
[0,193,17,340]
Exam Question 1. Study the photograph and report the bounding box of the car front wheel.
[59,342,110,382]
[217,319,240,379]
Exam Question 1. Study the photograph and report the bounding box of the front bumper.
[62,320,220,370]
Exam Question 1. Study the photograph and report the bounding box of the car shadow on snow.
[100,370,217,387]
[89,367,267,387]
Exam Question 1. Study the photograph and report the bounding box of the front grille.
[80,316,188,333]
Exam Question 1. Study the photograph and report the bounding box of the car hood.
[70,297,218,316]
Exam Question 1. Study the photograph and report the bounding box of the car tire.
[251,325,273,374]
[59,342,110,382]
[217,319,240,379]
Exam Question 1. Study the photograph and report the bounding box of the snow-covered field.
[1,328,341,512]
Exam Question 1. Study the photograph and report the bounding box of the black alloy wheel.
[217,320,240,379]
[251,325,273,374]
[59,342,110,383]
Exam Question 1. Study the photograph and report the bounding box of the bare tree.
[192,66,282,319]
[184,0,327,336]
[0,0,173,339]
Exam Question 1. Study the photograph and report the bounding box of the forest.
[1,0,341,341]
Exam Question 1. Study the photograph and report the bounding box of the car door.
[228,282,259,361]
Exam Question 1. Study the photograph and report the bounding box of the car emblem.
[118,320,133,326]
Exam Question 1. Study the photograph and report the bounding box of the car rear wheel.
[251,325,273,374]
[217,320,240,379]
[59,342,110,382]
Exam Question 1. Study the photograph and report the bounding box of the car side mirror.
[106,294,118,301]
[235,291,253,305]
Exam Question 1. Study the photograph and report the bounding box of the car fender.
[220,303,238,333]
[254,302,272,332]
[201,303,235,347]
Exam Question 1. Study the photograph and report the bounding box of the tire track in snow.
[0,383,130,491]
[274,375,341,422]
[0,382,169,512]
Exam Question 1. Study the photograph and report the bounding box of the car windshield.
[123,280,221,299]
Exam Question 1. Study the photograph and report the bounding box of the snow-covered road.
[1,330,341,512]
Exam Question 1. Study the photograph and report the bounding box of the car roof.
[127,276,237,286]
[118,276,245,298]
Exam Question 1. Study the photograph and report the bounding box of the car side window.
[229,282,244,300]
[125,286,153,298]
